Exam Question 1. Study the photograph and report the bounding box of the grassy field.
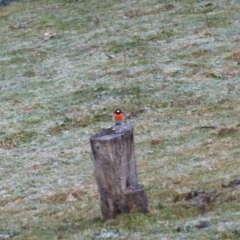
[1,0,240,239]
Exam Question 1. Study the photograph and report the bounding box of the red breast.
[112,109,125,123]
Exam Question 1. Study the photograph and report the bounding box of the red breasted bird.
[112,109,125,125]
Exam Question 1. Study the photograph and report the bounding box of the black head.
[114,109,122,114]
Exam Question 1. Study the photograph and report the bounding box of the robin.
[112,109,125,125]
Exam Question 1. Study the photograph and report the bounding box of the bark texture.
[90,124,149,220]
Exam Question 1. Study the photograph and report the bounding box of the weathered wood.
[124,184,149,213]
[90,124,149,220]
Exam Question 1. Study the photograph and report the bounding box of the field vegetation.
[1,0,240,239]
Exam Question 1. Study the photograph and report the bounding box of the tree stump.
[90,124,149,220]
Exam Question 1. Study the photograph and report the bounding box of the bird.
[112,109,125,125]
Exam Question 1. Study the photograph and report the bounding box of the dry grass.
[1,0,240,239]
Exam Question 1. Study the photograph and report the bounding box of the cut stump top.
[90,124,132,141]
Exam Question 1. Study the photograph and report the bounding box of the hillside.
[1,0,240,239]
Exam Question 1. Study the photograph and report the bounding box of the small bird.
[112,109,125,125]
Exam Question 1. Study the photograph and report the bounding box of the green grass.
[1,0,240,239]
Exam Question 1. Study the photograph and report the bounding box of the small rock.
[195,220,211,229]
[222,179,240,188]
[197,193,211,215]
[174,226,181,232]
[194,189,205,197]
[157,202,163,209]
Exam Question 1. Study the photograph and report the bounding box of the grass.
[1,0,240,239]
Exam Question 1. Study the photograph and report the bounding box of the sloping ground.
[0,0,240,239]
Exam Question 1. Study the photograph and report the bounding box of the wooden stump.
[90,124,149,220]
